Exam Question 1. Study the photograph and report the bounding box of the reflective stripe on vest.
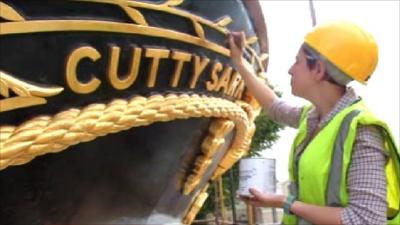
[326,109,361,206]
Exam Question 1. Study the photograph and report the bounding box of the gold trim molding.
[0,0,268,71]
[0,20,230,57]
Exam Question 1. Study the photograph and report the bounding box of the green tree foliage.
[249,110,284,156]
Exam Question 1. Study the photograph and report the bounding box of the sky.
[258,0,400,182]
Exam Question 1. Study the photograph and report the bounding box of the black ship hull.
[0,0,268,224]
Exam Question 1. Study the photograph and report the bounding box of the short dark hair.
[303,45,318,70]
[302,44,351,86]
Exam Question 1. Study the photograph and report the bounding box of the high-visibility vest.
[282,100,400,225]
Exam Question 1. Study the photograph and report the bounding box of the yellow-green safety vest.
[282,100,400,225]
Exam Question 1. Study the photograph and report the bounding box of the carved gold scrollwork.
[215,16,232,27]
[0,71,64,112]
[182,183,209,225]
[0,2,25,21]
[211,122,256,180]
[163,0,184,7]
[79,0,229,37]
[183,119,234,195]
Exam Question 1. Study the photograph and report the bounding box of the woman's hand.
[228,31,246,66]
[241,188,286,208]
[227,31,277,109]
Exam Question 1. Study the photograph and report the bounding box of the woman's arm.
[229,32,303,128]
[229,32,277,111]
[341,125,387,224]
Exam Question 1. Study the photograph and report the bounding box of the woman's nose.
[288,66,293,76]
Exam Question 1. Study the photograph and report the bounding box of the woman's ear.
[314,60,326,81]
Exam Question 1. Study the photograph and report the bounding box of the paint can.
[238,158,276,196]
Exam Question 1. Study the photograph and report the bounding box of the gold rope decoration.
[0,93,253,170]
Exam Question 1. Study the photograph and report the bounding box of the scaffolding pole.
[309,0,317,26]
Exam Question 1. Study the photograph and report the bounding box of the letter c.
[66,46,101,94]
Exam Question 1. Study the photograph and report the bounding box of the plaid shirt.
[268,87,387,225]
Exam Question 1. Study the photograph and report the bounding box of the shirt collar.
[308,87,360,128]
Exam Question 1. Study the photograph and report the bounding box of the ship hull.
[0,0,268,224]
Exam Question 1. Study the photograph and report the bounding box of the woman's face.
[288,47,316,98]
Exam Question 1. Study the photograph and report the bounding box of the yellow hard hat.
[304,21,378,84]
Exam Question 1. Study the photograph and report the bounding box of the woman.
[229,21,399,224]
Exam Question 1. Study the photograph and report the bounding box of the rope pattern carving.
[0,93,253,170]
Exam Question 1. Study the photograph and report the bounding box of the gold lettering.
[145,48,170,88]
[233,80,245,99]
[227,71,242,96]
[107,46,142,90]
[65,46,101,94]
[64,45,241,96]
[206,61,222,91]
[170,51,192,87]
[189,56,210,89]
[215,66,232,94]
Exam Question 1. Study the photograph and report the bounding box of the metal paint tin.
[238,158,276,196]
